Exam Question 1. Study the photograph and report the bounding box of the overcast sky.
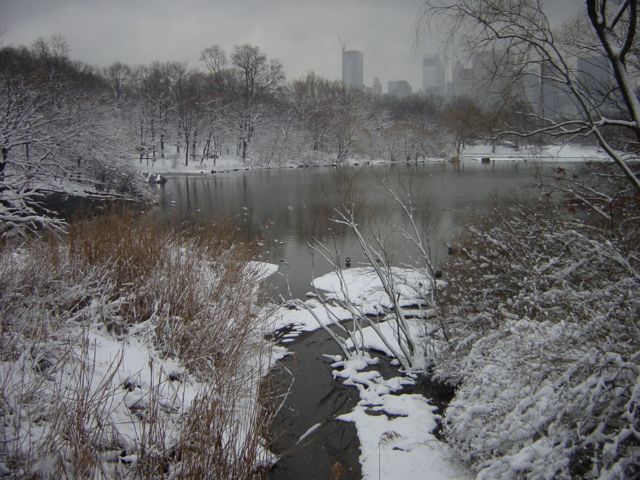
[1,0,583,91]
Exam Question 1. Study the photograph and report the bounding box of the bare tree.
[0,75,76,233]
[440,96,488,157]
[163,61,205,166]
[422,0,640,193]
[200,45,228,79]
[230,44,285,164]
[30,34,70,63]
[104,61,132,103]
[289,72,342,154]
[133,61,174,161]
[199,45,233,164]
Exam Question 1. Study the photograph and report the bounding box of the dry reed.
[0,209,273,479]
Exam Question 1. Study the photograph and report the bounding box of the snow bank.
[343,318,426,358]
[267,299,352,340]
[247,260,279,282]
[331,355,471,480]
[129,142,613,179]
[312,266,432,315]
[461,143,612,161]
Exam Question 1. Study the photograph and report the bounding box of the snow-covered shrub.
[0,212,273,479]
[435,200,640,479]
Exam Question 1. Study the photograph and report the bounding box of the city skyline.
[1,0,584,88]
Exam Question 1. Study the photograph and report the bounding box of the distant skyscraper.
[387,80,412,98]
[452,49,514,108]
[577,56,613,93]
[422,55,445,96]
[342,49,364,89]
[521,65,541,112]
[452,61,474,97]
[372,77,382,96]
[577,55,617,115]
[540,61,578,119]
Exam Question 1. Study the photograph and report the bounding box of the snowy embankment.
[267,266,470,480]
[128,150,388,178]
[461,142,611,162]
[0,214,282,478]
[128,143,612,180]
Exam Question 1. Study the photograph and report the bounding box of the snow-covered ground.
[267,266,470,480]
[1,311,286,477]
[127,142,611,178]
[267,298,353,341]
[334,354,470,480]
[461,142,611,162]
[0,231,284,478]
[311,266,435,316]
[127,151,388,177]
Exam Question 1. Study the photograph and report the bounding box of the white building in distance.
[422,55,445,96]
[342,49,364,89]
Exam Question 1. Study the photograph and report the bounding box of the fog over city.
[2,0,583,90]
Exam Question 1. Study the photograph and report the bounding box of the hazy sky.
[1,0,583,91]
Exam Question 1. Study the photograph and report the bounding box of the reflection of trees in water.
[298,202,349,241]
[333,165,465,268]
[157,164,546,271]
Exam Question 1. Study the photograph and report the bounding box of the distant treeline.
[1,35,628,234]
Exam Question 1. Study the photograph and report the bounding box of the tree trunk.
[241,140,248,165]
[184,132,189,166]
[0,147,8,182]
[202,139,210,165]
[151,118,156,161]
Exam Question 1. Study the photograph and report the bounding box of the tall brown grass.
[0,209,273,479]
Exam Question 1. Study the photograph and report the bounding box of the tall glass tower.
[342,49,364,89]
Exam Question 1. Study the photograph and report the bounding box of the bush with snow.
[434,198,640,479]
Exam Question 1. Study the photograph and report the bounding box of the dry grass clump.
[64,209,254,327]
[0,209,274,479]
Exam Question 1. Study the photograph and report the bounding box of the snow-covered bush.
[434,199,640,479]
[0,212,274,478]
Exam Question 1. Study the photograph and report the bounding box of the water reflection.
[153,161,552,299]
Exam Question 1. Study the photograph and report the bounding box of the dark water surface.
[267,327,363,479]
[154,161,556,300]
